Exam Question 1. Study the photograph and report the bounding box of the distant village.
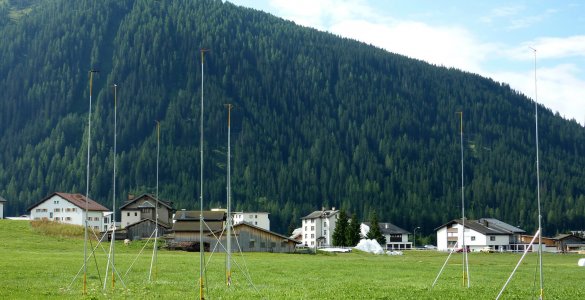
[2,192,585,254]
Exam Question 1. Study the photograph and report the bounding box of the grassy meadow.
[1,219,584,299]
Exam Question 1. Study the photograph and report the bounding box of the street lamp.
[413,226,421,249]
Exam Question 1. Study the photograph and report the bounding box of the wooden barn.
[211,222,300,253]
[171,210,226,243]
[126,218,171,241]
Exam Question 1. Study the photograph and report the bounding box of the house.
[301,207,338,248]
[0,196,6,219]
[27,192,112,231]
[170,210,226,244]
[552,234,585,253]
[519,234,556,252]
[436,218,526,252]
[211,222,300,253]
[120,194,174,229]
[361,222,411,250]
[232,211,270,231]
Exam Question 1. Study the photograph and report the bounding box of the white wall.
[233,212,270,231]
[302,214,336,247]
[0,202,4,219]
[30,195,110,231]
[121,210,141,228]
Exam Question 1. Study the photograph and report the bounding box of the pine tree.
[346,213,361,246]
[332,210,348,246]
[366,212,386,246]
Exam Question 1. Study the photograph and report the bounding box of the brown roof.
[119,194,174,210]
[27,192,110,212]
[173,210,226,221]
[172,220,225,232]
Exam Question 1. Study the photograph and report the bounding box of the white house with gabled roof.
[435,218,526,252]
[301,207,338,248]
[27,192,112,231]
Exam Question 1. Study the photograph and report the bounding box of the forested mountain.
[1,0,584,236]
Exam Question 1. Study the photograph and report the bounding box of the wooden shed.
[211,222,300,253]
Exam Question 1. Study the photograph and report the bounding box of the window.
[470,236,476,241]
[490,236,496,241]
[104,218,109,224]
[36,209,41,212]
[94,226,99,230]
[65,217,72,221]
[271,242,276,248]
[54,217,60,221]
[311,226,314,231]
[311,219,314,223]
[260,242,266,248]
[255,221,258,225]
[323,230,327,235]
[72,208,77,212]
[49,212,53,218]
[304,234,307,239]
[65,208,71,212]
[255,215,258,219]
[134,212,138,217]
[310,241,314,246]
[390,234,402,242]
[311,234,315,238]
[95,217,100,221]
[54,200,59,204]
[249,241,255,248]
[304,226,307,231]
[54,208,61,212]
[324,221,327,227]
[127,212,130,216]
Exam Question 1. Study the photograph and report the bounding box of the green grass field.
[1,220,583,299]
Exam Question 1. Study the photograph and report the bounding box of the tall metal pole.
[84,69,98,294]
[199,48,209,300]
[530,47,544,299]
[105,84,118,289]
[149,120,160,281]
[226,104,233,286]
[457,111,469,288]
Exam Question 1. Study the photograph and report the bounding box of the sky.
[228,0,585,126]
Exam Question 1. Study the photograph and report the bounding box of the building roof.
[0,196,7,202]
[553,233,584,241]
[27,192,109,212]
[172,220,225,232]
[436,218,524,236]
[119,194,173,210]
[125,218,171,229]
[301,209,338,219]
[363,222,410,235]
[174,210,226,221]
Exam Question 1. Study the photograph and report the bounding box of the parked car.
[480,246,495,253]
[424,245,437,250]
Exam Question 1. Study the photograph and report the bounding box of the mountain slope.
[1,0,584,235]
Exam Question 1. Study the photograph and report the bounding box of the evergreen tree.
[366,212,386,246]
[346,213,361,246]
[332,210,348,246]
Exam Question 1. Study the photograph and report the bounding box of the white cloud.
[507,36,585,60]
[249,0,585,125]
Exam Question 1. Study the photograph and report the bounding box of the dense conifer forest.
[1,0,584,236]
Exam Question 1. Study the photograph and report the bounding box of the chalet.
[27,192,111,231]
[120,194,174,229]
[519,234,556,252]
[552,234,585,253]
[436,218,526,252]
[233,211,270,231]
[0,196,6,219]
[301,207,338,248]
[361,222,411,250]
[211,222,299,253]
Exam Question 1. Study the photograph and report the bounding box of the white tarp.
[354,239,385,254]
[578,258,585,267]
